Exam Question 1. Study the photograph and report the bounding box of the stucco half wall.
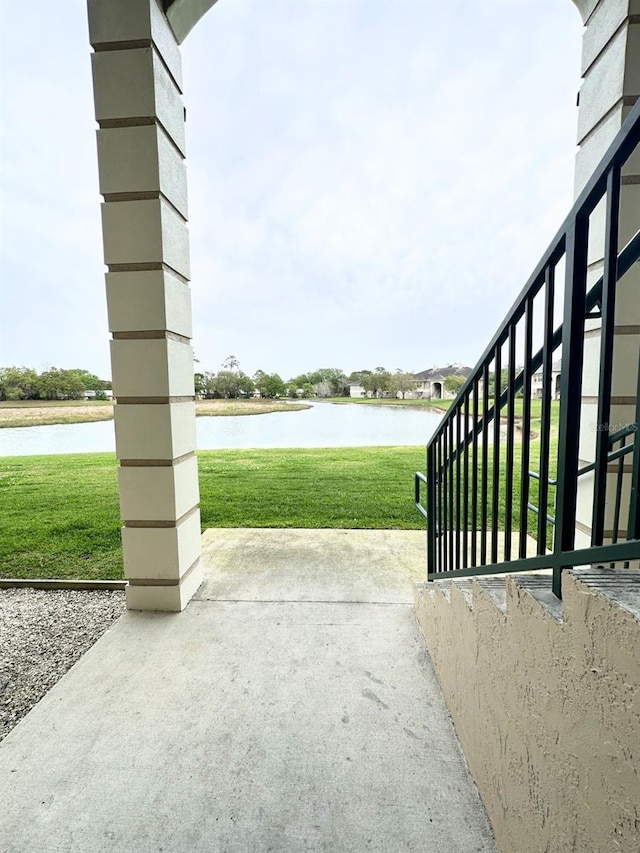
[414,570,640,853]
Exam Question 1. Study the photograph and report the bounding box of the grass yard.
[0,453,122,579]
[195,399,310,417]
[326,396,453,413]
[0,400,113,407]
[0,400,114,428]
[0,447,427,580]
[0,406,559,580]
[326,396,560,436]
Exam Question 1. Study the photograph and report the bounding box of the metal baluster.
[538,264,555,556]
[443,418,449,572]
[481,363,490,565]
[472,380,479,567]
[554,214,589,598]
[426,442,437,575]
[519,296,534,558]
[612,434,626,548]
[449,416,455,570]
[456,405,462,571]
[627,351,640,542]
[504,325,516,561]
[592,166,621,545]
[436,437,443,573]
[491,347,502,565]
[463,393,470,568]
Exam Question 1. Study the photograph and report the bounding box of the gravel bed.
[0,588,125,741]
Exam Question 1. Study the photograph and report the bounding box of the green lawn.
[458,438,558,551]
[0,412,559,580]
[326,396,453,412]
[325,395,560,432]
[0,400,113,408]
[0,453,122,580]
[0,447,427,580]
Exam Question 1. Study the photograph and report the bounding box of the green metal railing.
[416,100,640,598]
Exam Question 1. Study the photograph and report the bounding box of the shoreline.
[0,399,312,429]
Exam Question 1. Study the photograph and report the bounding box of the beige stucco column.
[572,0,640,548]
[87,0,215,610]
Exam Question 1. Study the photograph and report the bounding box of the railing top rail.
[427,98,640,444]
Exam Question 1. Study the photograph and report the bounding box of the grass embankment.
[326,396,453,413]
[0,400,114,428]
[196,400,310,417]
[0,398,309,428]
[325,396,559,434]
[0,447,426,581]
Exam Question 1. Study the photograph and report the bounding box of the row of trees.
[285,368,349,398]
[348,368,418,399]
[196,358,426,400]
[0,367,112,401]
[1,359,476,403]
[194,356,287,400]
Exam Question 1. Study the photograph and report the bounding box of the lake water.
[0,402,443,457]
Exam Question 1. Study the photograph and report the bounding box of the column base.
[125,560,203,612]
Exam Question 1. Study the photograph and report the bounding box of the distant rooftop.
[533,359,562,374]
[414,364,473,381]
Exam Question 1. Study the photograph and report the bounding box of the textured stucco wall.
[414,573,640,853]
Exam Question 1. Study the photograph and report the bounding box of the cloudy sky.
[1,0,583,382]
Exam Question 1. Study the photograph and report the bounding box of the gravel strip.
[0,588,125,741]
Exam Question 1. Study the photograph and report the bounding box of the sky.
[0,0,584,382]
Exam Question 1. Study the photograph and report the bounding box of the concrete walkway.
[1,530,495,853]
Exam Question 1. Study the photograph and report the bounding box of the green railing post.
[552,214,589,598]
[427,442,437,575]
[592,167,621,545]
[416,101,640,596]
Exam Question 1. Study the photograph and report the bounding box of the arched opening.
[181,1,582,378]
[432,382,442,400]
[0,0,584,612]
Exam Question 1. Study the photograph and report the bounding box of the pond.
[0,402,444,457]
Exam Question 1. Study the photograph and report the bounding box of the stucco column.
[87,0,202,610]
[572,0,640,548]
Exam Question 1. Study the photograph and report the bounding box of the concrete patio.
[1,529,495,852]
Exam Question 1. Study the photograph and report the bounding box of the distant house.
[532,359,561,399]
[348,382,366,397]
[83,389,114,400]
[413,364,473,400]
